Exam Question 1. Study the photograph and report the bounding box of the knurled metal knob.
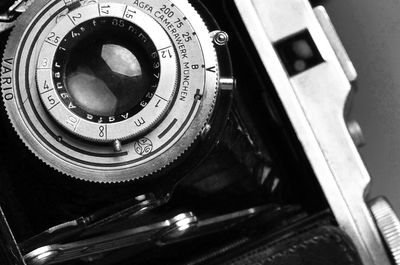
[370,197,400,265]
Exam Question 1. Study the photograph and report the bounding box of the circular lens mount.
[37,4,178,142]
[2,0,220,183]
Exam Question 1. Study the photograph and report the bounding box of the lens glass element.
[53,17,160,123]
[67,43,145,117]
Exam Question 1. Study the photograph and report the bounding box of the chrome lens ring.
[2,0,219,183]
[36,3,178,142]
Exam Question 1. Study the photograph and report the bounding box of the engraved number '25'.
[47,32,60,44]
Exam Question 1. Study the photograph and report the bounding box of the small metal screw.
[212,31,229,46]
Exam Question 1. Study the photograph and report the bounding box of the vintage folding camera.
[0,0,399,264]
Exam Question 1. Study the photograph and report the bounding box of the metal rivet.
[212,31,229,46]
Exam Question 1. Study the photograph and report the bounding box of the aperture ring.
[36,3,178,142]
[2,0,219,182]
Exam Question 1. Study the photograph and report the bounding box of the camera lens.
[54,18,160,123]
[4,1,220,182]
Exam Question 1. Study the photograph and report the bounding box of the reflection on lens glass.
[67,43,146,117]
[101,44,142,77]
[63,20,158,119]
[54,18,160,124]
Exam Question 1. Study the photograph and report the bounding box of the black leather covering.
[220,226,363,265]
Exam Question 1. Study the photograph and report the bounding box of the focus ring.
[2,0,220,183]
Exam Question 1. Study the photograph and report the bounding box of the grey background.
[324,1,400,213]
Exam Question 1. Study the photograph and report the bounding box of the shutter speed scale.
[1,0,221,183]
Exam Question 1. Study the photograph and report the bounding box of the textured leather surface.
[222,226,363,265]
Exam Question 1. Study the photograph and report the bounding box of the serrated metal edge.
[1,0,220,184]
[1,0,91,182]
[370,198,400,265]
